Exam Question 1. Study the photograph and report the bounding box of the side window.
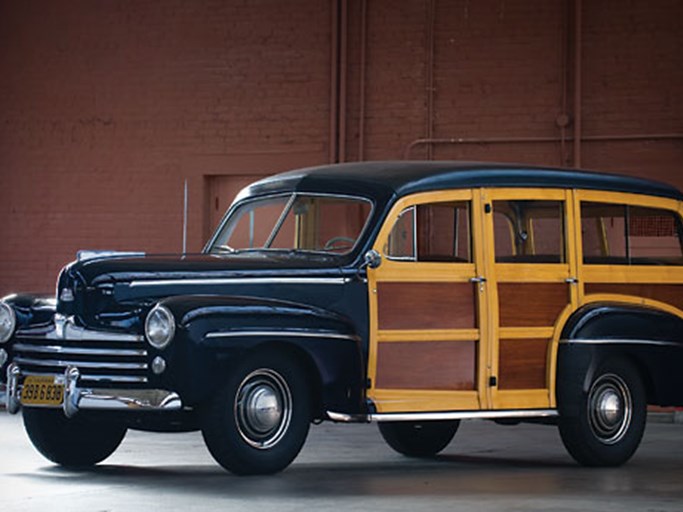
[582,202,683,265]
[493,200,565,263]
[386,207,415,260]
[385,201,471,262]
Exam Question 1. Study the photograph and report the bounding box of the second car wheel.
[558,357,646,467]
[201,351,311,475]
[378,420,460,457]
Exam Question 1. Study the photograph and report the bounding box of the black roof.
[244,161,683,202]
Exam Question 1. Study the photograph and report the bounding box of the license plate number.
[21,375,64,406]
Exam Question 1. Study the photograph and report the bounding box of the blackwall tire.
[378,420,460,457]
[23,408,127,467]
[558,358,646,467]
[201,352,311,475]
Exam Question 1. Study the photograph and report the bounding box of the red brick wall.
[1,0,682,295]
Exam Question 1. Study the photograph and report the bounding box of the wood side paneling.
[584,283,683,310]
[498,283,568,327]
[377,282,476,330]
[376,340,476,390]
[498,338,548,390]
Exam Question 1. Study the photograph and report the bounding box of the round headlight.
[0,301,16,343]
[145,304,175,349]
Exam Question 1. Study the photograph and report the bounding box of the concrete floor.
[1,411,681,511]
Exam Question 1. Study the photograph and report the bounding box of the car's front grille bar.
[13,356,147,371]
[12,332,150,385]
[13,343,147,357]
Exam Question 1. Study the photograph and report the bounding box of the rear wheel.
[378,420,460,457]
[558,358,646,466]
[201,351,311,475]
[23,408,127,467]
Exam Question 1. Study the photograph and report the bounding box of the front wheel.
[378,420,460,457]
[201,352,311,475]
[23,408,127,467]
[558,358,646,467]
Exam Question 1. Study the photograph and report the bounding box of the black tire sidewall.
[201,351,311,475]
[559,357,646,466]
[22,408,127,467]
[378,420,460,457]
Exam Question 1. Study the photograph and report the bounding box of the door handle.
[470,276,487,292]
[565,277,579,284]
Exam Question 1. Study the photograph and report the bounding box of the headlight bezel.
[0,301,17,344]
[144,304,176,350]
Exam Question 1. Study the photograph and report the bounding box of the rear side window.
[581,202,683,265]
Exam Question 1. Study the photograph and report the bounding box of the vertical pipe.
[424,0,436,160]
[338,0,348,163]
[558,0,569,166]
[573,0,582,168]
[182,179,188,254]
[329,0,340,163]
[358,0,367,161]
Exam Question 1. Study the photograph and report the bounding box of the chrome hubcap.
[588,373,632,445]
[234,369,292,449]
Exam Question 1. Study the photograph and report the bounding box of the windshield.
[208,194,373,255]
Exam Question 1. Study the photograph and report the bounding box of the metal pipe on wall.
[338,0,348,163]
[358,0,367,161]
[425,0,437,160]
[573,0,583,168]
[403,133,683,160]
[329,0,340,163]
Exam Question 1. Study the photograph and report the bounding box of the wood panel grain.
[584,283,683,310]
[498,283,568,327]
[376,341,476,390]
[498,338,548,390]
[378,282,476,330]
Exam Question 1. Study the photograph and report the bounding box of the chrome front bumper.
[5,363,182,417]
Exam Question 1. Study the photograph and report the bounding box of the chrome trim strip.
[77,389,182,411]
[13,343,147,357]
[369,409,559,422]
[20,370,148,383]
[16,317,143,343]
[325,411,369,423]
[129,277,349,288]
[21,370,148,384]
[13,356,147,370]
[205,330,360,342]
[560,338,681,347]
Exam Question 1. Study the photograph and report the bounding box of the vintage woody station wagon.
[2,161,683,474]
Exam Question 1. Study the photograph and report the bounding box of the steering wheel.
[323,236,355,251]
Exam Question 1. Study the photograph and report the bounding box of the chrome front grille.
[12,338,149,385]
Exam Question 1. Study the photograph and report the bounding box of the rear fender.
[557,303,683,414]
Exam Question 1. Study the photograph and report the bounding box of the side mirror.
[363,249,382,269]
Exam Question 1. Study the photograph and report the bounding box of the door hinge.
[489,376,497,387]
[365,378,372,389]
[484,203,492,214]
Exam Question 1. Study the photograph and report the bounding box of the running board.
[326,409,558,423]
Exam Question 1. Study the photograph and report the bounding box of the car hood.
[67,252,346,286]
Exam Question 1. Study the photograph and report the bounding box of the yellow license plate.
[21,375,64,406]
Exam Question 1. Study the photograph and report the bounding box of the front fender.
[156,295,365,415]
[2,294,56,331]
